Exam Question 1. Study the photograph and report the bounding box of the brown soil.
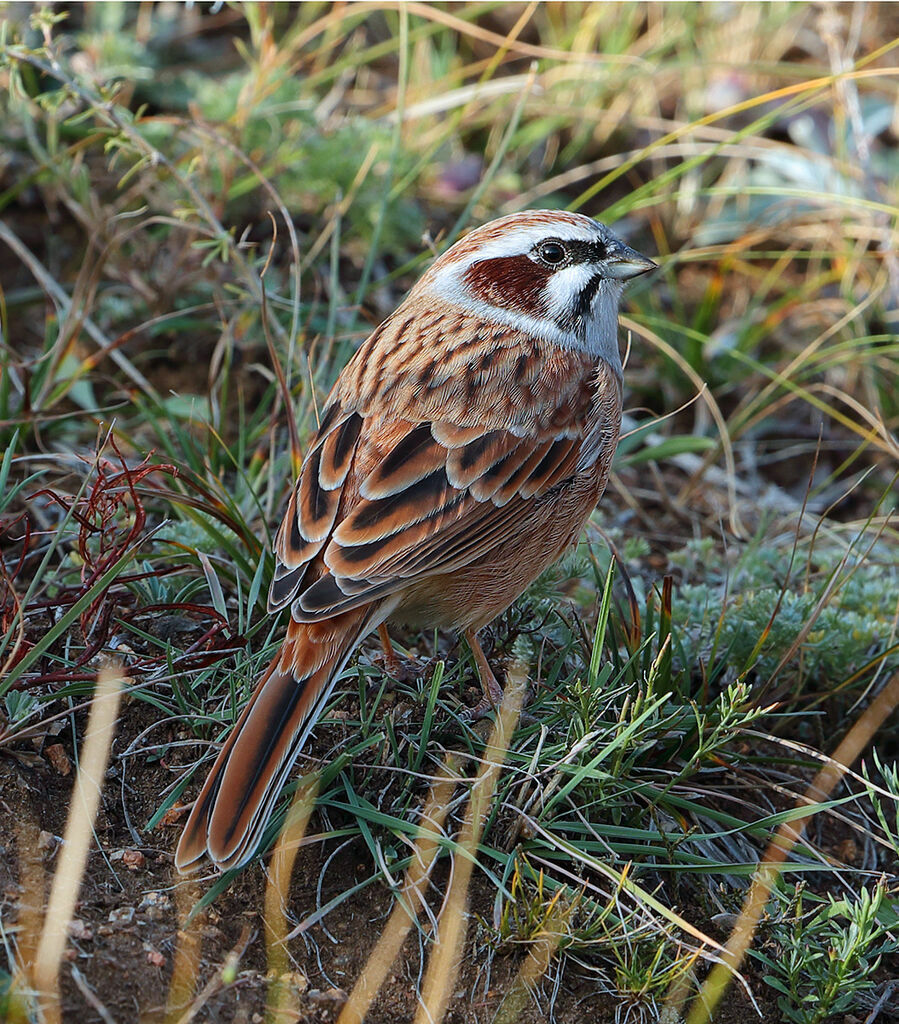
[2,698,788,1024]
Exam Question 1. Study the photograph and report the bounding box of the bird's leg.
[462,628,504,720]
[374,624,426,683]
[378,624,405,678]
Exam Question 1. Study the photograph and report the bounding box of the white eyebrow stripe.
[442,222,603,272]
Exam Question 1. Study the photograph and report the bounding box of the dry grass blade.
[157,881,205,1024]
[264,776,320,1021]
[413,654,528,1024]
[380,1,642,67]
[337,757,462,1024]
[619,314,745,538]
[29,666,124,1024]
[164,926,254,1024]
[681,669,899,1024]
[8,815,46,1023]
[0,220,157,399]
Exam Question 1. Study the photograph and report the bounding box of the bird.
[175,209,656,873]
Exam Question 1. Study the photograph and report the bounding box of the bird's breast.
[576,358,623,475]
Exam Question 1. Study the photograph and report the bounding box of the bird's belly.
[390,468,605,632]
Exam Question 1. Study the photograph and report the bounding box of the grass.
[1,3,898,1022]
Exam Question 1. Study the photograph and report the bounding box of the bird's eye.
[537,241,567,266]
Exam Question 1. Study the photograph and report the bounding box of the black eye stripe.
[532,237,609,267]
[568,238,609,262]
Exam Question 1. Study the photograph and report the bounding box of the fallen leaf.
[46,744,72,776]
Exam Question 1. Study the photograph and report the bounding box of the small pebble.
[138,891,171,920]
[68,919,93,941]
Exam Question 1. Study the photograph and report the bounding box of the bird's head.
[420,210,656,370]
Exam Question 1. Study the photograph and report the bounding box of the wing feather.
[284,420,586,622]
[360,423,446,499]
[268,407,361,613]
[318,412,363,489]
[336,465,462,546]
[446,430,522,489]
[267,328,609,625]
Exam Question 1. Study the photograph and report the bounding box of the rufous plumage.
[176,210,655,872]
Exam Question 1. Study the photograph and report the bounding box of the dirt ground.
[1,695,793,1024]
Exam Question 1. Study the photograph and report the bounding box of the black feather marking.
[567,239,609,263]
[530,439,568,481]
[493,441,554,502]
[556,271,603,333]
[289,494,303,549]
[478,349,496,373]
[295,576,398,619]
[315,402,341,438]
[305,449,331,525]
[331,413,362,473]
[371,423,435,482]
[472,444,524,490]
[518,438,577,497]
[348,468,451,534]
[293,574,350,615]
[269,565,307,609]
[458,432,499,473]
[334,537,390,565]
[224,678,307,839]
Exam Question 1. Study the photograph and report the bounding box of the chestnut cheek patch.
[462,255,551,319]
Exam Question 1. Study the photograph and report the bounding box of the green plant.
[752,881,898,1024]
[1,4,897,1021]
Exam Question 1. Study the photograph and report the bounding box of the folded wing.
[267,400,587,623]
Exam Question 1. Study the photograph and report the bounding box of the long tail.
[175,605,383,873]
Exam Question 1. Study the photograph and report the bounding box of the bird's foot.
[372,647,430,684]
[458,663,505,722]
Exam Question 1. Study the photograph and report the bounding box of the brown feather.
[492,440,556,505]
[297,447,340,542]
[359,423,446,500]
[462,253,551,318]
[518,437,579,497]
[431,422,491,448]
[446,431,522,489]
[318,412,362,490]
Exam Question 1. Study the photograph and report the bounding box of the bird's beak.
[605,243,657,280]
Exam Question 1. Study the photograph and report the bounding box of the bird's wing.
[269,406,596,621]
[267,402,363,612]
[266,316,618,620]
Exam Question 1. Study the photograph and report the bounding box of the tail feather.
[175,606,382,873]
